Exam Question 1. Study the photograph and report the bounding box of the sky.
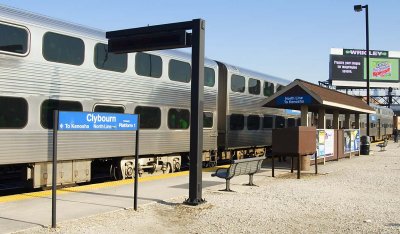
[1,0,399,84]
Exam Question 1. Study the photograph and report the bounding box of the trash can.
[360,136,370,155]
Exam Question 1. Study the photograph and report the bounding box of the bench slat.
[211,156,266,191]
[230,157,265,177]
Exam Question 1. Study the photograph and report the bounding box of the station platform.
[0,141,385,234]
[0,163,282,233]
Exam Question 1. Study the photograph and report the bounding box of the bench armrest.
[211,168,229,178]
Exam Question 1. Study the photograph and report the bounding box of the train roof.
[0,5,218,67]
[0,4,104,39]
[0,4,290,83]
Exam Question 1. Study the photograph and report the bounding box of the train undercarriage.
[0,146,268,191]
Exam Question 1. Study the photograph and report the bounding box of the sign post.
[52,111,139,228]
[134,116,140,211]
[107,19,206,206]
[52,110,58,229]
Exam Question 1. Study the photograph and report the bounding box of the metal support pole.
[365,5,370,137]
[315,154,318,175]
[52,110,58,228]
[134,115,140,211]
[271,154,275,177]
[291,155,294,173]
[297,154,301,179]
[249,174,254,186]
[186,19,205,205]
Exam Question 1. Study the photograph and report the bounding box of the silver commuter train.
[322,104,394,141]
[358,104,394,141]
[0,5,298,188]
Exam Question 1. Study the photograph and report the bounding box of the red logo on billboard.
[372,62,391,78]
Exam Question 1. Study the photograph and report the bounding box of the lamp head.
[354,5,363,12]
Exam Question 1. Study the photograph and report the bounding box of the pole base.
[183,197,206,206]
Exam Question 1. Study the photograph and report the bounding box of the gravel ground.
[17,142,400,234]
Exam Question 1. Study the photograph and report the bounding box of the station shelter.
[262,79,375,162]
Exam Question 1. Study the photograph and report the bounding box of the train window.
[247,115,260,130]
[263,82,274,97]
[169,59,191,83]
[43,32,84,65]
[0,96,28,129]
[230,114,244,130]
[263,116,273,129]
[94,43,127,73]
[41,100,82,129]
[287,118,296,127]
[203,112,213,128]
[275,116,285,128]
[135,52,162,78]
[276,84,285,92]
[94,105,125,113]
[135,106,161,129]
[297,118,301,127]
[204,67,215,87]
[0,23,29,55]
[231,75,245,93]
[168,108,190,129]
[248,78,260,95]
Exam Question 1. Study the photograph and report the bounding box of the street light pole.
[354,4,370,137]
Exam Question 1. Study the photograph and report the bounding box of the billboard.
[329,48,400,88]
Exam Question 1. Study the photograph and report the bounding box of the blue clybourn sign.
[276,95,312,105]
[58,111,138,131]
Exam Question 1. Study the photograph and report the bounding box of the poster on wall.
[324,130,334,155]
[344,129,360,153]
[351,129,360,151]
[316,129,335,158]
[344,130,352,153]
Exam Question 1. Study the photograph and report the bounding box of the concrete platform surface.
[0,164,282,234]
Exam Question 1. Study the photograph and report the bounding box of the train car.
[0,5,299,189]
[215,62,297,162]
[324,104,394,141]
[366,104,394,141]
[394,116,400,130]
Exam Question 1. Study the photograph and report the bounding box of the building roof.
[262,79,375,114]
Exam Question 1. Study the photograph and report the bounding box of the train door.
[377,119,381,140]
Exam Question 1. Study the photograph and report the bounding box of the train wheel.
[163,163,171,174]
[174,162,181,172]
[110,164,123,180]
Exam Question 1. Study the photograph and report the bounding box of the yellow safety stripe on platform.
[0,166,229,203]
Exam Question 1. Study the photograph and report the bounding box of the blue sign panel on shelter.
[58,111,138,131]
[276,95,312,105]
[285,109,301,115]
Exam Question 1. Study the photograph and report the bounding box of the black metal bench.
[211,157,265,191]
[377,139,388,151]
